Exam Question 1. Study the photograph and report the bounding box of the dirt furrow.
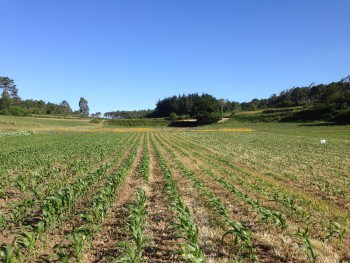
[143,137,178,263]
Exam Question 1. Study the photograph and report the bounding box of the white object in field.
[320,139,326,144]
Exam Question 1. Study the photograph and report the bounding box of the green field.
[0,115,93,132]
[0,116,349,262]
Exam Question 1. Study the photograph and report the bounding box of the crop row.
[154,135,255,260]
[160,133,348,261]
[53,136,141,262]
[0,134,141,262]
[0,134,137,234]
[175,132,350,204]
[0,133,131,199]
[138,136,150,182]
[115,188,148,263]
[160,134,288,225]
[164,133,348,236]
[152,138,205,262]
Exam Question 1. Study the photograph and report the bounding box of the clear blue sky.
[1,1,349,113]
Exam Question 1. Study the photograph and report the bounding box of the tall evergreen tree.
[79,97,89,117]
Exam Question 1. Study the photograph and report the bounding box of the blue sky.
[1,1,349,113]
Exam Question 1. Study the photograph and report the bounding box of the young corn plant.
[152,139,205,262]
[128,189,147,249]
[172,216,204,262]
[64,139,141,262]
[51,245,70,263]
[294,226,317,263]
[0,210,6,230]
[0,244,16,263]
[222,221,254,259]
[155,137,255,260]
[67,230,91,263]
[115,188,148,263]
[325,221,346,242]
[68,233,84,262]
[114,241,141,263]
[14,229,37,257]
[139,141,150,182]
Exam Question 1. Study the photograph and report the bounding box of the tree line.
[104,94,223,124]
[240,76,350,110]
[1,75,349,124]
[151,93,223,124]
[0,77,91,117]
[149,76,350,121]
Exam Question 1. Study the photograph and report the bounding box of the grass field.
[0,115,93,132]
[0,116,349,262]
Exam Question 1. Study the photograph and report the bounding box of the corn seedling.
[152,139,205,262]
[14,228,37,257]
[0,244,16,263]
[155,137,255,260]
[294,226,317,263]
[115,188,147,263]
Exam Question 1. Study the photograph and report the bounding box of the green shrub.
[262,108,295,114]
[90,118,103,124]
[195,111,222,124]
[8,106,27,116]
[169,112,178,122]
[0,109,10,115]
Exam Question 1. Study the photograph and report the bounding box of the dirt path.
[218,117,230,123]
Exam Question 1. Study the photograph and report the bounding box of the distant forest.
[1,75,349,124]
[240,76,350,110]
[106,76,350,119]
[0,77,75,116]
[105,93,223,124]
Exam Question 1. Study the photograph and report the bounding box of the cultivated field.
[0,118,349,262]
